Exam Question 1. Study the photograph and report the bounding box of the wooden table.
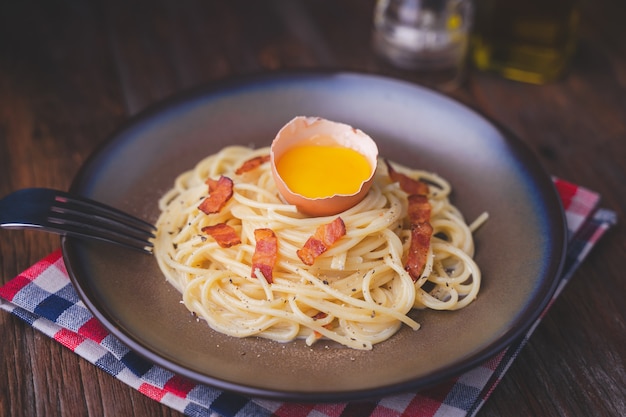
[1,1,624,416]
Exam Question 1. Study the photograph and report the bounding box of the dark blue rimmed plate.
[62,71,566,402]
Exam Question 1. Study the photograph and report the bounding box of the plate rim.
[63,70,568,402]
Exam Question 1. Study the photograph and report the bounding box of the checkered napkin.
[0,179,617,417]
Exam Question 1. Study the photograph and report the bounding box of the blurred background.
[1,1,624,416]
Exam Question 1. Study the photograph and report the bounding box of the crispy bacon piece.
[198,175,234,214]
[386,160,433,281]
[252,228,278,283]
[385,159,429,196]
[297,217,346,266]
[407,194,431,224]
[201,223,241,248]
[405,221,434,280]
[235,154,271,175]
[405,194,433,281]
[312,312,331,339]
[312,312,328,320]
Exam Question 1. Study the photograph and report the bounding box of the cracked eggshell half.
[270,116,379,217]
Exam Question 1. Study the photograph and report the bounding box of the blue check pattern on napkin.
[0,179,617,417]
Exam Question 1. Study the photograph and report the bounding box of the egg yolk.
[276,144,372,199]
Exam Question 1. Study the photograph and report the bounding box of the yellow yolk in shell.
[276,145,372,199]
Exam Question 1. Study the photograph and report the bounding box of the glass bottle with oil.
[470,0,580,84]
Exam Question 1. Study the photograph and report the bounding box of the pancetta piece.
[198,175,234,214]
[235,154,271,175]
[407,194,431,224]
[251,228,278,283]
[201,223,241,248]
[405,221,433,281]
[297,217,346,266]
[385,160,433,281]
[385,159,429,196]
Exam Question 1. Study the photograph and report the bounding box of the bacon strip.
[297,217,346,266]
[198,175,234,214]
[312,312,328,320]
[386,160,433,281]
[405,221,434,281]
[201,223,241,248]
[407,194,431,224]
[235,154,271,175]
[385,159,429,196]
[251,228,278,283]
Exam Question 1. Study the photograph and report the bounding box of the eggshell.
[270,116,379,217]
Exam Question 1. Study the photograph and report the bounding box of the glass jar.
[372,0,474,90]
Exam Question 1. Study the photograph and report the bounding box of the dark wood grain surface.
[1,1,624,416]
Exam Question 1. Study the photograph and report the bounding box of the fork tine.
[55,192,156,231]
[51,192,156,238]
[48,216,154,253]
[50,190,155,252]
[0,188,155,253]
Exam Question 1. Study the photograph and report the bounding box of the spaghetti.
[153,145,484,350]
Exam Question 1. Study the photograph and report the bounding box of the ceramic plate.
[63,72,566,402]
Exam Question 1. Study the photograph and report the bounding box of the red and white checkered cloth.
[0,178,617,417]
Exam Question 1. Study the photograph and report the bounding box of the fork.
[0,188,155,254]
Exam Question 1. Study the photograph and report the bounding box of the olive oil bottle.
[470,0,580,84]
